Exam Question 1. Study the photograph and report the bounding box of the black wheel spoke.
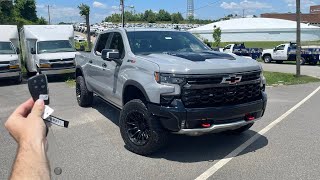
[125,111,151,146]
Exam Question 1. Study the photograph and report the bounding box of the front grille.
[51,63,74,68]
[49,58,74,63]
[185,71,261,85]
[0,61,10,65]
[182,83,262,108]
[0,66,9,71]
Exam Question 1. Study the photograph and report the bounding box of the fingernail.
[36,99,44,106]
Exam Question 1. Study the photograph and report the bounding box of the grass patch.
[65,78,76,87]
[264,71,320,86]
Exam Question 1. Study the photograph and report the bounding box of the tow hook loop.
[201,123,211,128]
[246,114,255,121]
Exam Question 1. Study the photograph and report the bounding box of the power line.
[181,0,223,15]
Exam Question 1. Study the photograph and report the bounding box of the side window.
[225,45,231,49]
[108,32,125,59]
[94,33,110,56]
[276,45,285,51]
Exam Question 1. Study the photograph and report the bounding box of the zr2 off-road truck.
[75,28,267,155]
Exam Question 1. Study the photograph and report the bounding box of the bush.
[75,41,92,52]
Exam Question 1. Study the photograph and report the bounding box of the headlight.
[39,59,50,64]
[10,60,19,65]
[155,72,185,84]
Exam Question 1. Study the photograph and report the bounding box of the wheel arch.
[122,80,150,106]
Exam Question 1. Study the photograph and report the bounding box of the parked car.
[220,43,262,60]
[20,25,78,76]
[0,25,22,83]
[75,28,267,155]
[262,42,320,65]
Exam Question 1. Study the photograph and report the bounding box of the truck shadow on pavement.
[92,97,268,163]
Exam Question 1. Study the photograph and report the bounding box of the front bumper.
[148,92,267,136]
[0,69,21,79]
[39,67,75,75]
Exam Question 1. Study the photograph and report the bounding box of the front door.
[273,45,286,60]
[100,32,125,104]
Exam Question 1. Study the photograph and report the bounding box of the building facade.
[261,5,320,26]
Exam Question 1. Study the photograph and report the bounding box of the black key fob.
[28,74,49,105]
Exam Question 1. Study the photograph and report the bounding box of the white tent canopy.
[189,18,320,42]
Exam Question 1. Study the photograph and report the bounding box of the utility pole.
[242,9,245,18]
[120,0,124,27]
[296,0,301,76]
[47,5,51,25]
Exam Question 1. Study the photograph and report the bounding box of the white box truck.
[0,25,22,83]
[20,25,78,76]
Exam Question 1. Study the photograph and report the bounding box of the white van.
[20,25,78,76]
[0,25,22,83]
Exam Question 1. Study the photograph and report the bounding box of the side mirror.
[31,48,36,54]
[101,49,120,61]
[273,48,277,52]
[16,47,20,54]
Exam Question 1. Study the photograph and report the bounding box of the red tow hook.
[245,114,255,121]
[201,123,211,128]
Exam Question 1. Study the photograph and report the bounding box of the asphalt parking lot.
[1,77,320,180]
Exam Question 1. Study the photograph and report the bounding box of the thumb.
[30,99,45,118]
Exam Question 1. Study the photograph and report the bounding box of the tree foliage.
[0,0,47,27]
[104,10,212,24]
[78,3,92,50]
[212,27,222,47]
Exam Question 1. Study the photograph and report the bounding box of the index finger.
[12,98,35,117]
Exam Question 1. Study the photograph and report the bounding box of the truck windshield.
[37,40,75,54]
[126,31,210,55]
[0,42,15,54]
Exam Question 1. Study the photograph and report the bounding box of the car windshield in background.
[127,31,210,55]
[37,40,75,54]
[0,42,15,54]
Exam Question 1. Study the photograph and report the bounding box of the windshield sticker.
[165,37,172,40]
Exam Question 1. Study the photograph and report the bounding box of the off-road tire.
[119,99,168,155]
[224,123,254,135]
[76,76,93,107]
[263,55,272,63]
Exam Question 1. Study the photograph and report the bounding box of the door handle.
[102,63,107,68]
[89,60,93,63]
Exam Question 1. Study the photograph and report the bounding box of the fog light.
[40,64,51,68]
[9,65,20,69]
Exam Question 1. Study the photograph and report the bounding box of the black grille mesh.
[182,83,262,108]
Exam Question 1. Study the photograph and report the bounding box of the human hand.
[5,98,46,147]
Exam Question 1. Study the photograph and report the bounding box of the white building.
[189,18,320,42]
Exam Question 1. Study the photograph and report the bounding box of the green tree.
[0,1,15,24]
[38,17,48,25]
[157,9,171,21]
[212,27,222,47]
[144,10,156,23]
[15,0,38,22]
[78,3,92,49]
[171,12,184,24]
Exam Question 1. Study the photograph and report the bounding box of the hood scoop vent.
[167,51,236,62]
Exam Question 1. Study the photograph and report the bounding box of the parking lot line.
[195,85,320,180]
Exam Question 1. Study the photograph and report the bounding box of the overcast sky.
[35,0,320,24]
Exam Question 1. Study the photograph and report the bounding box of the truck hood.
[0,54,19,62]
[136,51,261,74]
[36,52,79,60]
[262,49,274,54]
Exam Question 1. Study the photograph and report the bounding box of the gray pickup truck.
[75,28,267,155]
